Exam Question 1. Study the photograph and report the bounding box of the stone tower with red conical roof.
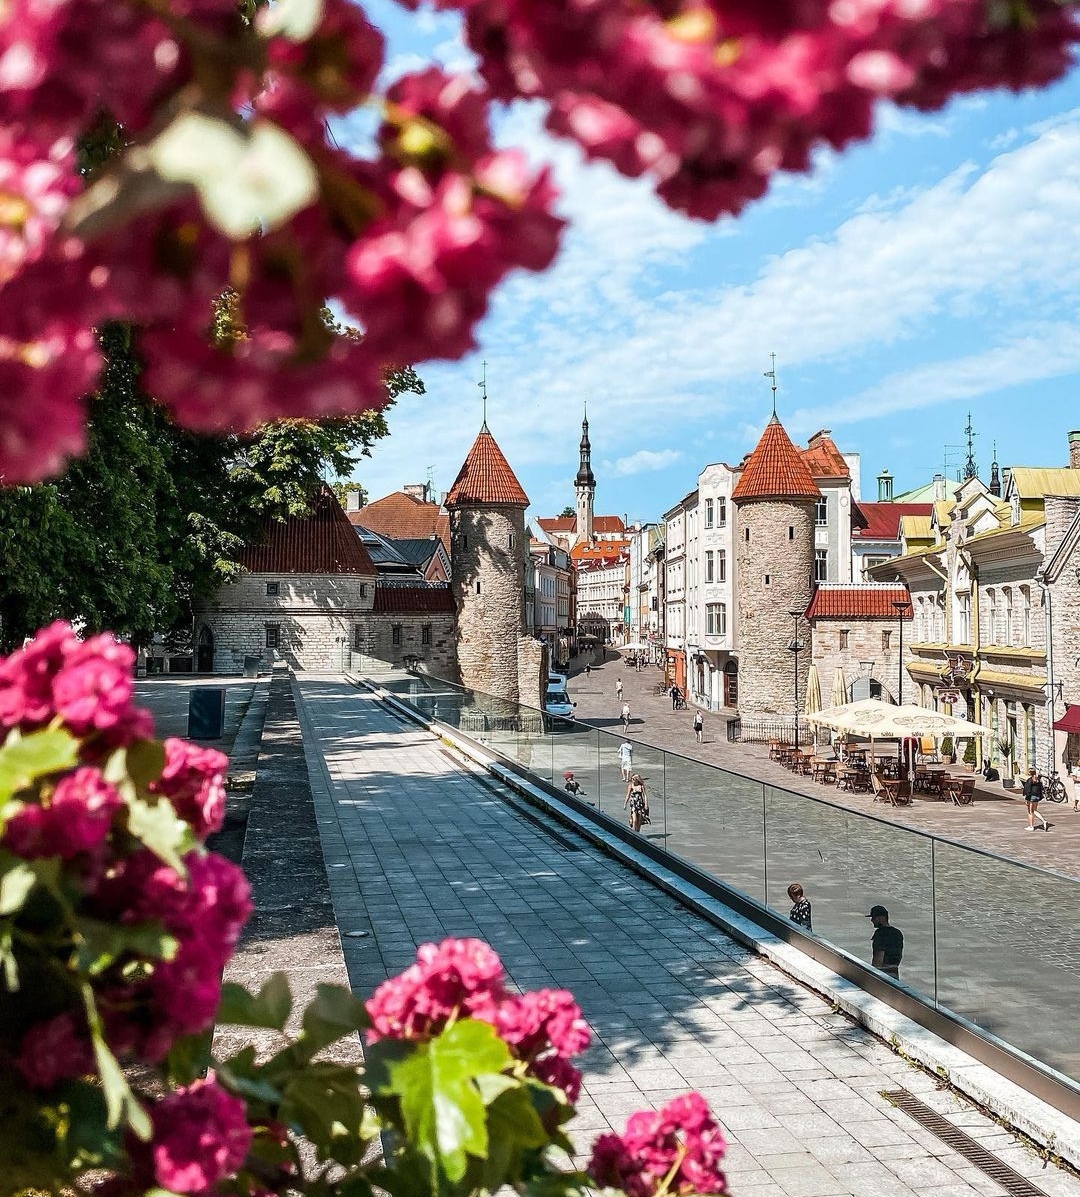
[446,421,533,703]
[731,414,820,718]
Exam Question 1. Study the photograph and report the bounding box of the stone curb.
[363,679,1080,1169]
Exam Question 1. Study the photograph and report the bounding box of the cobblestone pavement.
[297,676,1080,1197]
[567,652,1080,877]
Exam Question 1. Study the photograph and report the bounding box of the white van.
[543,690,575,721]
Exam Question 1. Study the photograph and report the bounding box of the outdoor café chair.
[871,770,913,807]
[948,777,976,806]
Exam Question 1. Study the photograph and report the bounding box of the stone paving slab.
[295,675,1080,1197]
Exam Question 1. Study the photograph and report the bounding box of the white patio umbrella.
[804,664,823,745]
[832,667,848,708]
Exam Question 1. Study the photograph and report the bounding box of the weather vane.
[479,359,488,427]
[764,352,778,416]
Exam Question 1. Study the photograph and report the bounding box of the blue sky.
[343,7,1080,523]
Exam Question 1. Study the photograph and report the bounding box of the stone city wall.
[351,613,458,678]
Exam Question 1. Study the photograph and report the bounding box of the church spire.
[574,405,595,545]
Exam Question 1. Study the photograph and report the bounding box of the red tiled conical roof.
[239,489,376,574]
[732,415,821,503]
[445,425,529,507]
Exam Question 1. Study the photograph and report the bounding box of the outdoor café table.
[811,757,837,784]
[837,764,868,792]
[916,766,946,797]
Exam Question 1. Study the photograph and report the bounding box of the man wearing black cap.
[866,905,903,979]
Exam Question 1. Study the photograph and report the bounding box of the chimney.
[877,469,893,502]
[403,483,430,502]
[933,473,946,502]
[807,428,831,448]
[1069,430,1080,470]
[345,488,361,512]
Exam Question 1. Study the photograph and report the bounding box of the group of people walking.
[787,884,904,979]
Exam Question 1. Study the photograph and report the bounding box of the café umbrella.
[804,664,823,745]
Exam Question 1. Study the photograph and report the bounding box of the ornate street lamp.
[788,608,804,749]
[892,595,911,705]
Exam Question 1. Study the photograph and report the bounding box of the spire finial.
[479,359,488,429]
[764,352,778,417]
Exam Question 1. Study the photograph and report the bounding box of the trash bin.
[188,687,226,740]
[243,655,260,678]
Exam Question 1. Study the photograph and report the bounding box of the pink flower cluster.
[17,848,252,1088]
[447,0,1080,219]
[366,937,590,1100]
[148,1077,252,1195]
[588,1093,728,1197]
[0,619,151,741]
[150,737,228,838]
[3,765,121,859]
[2,1,1075,483]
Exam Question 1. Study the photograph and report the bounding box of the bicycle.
[1039,771,1068,803]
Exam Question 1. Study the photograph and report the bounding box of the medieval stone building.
[731,414,820,718]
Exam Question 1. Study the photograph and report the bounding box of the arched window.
[985,589,996,645]
[1020,585,1032,646]
[1003,587,1014,647]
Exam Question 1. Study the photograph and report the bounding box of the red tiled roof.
[240,490,376,575]
[373,583,455,614]
[594,515,626,533]
[538,516,576,532]
[801,432,849,480]
[805,585,912,620]
[348,492,450,551]
[732,416,820,503]
[572,540,629,564]
[446,426,529,507]
[851,501,933,540]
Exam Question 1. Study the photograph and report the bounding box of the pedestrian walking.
[584,662,592,677]
[670,684,681,711]
[623,773,650,833]
[693,710,704,744]
[1022,766,1046,830]
[865,905,903,978]
[617,739,634,781]
[620,701,631,731]
[1070,761,1080,811]
[615,677,623,699]
[787,883,812,932]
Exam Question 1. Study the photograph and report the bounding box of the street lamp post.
[892,597,911,706]
[788,608,804,749]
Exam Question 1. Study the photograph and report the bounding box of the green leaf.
[370,1018,512,1183]
[279,1061,371,1167]
[298,983,369,1058]
[126,739,166,790]
[74,916,177,976]
[125,794,190,872]
[0,857,37,915]
[215,1047,282,1106]
[165,1029,213,1086]
[82,984,150,1140]
[218,973,293,1031]
[467,1082,550,1191]
[0,923,17,991]
[0,727,79,801]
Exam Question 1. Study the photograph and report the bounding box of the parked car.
[543,690,575,728]
[547,671,568,690]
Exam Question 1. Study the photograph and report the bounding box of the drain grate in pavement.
[882,1089,1050,1197]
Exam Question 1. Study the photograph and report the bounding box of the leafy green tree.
[559,505,575,518]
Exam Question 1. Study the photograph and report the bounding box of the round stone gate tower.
[446,421,530,703]
[731,414,820,717]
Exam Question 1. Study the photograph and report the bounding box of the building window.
[717,552,726,583]
[704,499,714,528]
[840,630,849,649]
[509,533,514,548]
[958,593,971,643]
[1020,586,1031,646]
[1003,587,1013,646]
[717,498,727,527]
[706,603,726,636]
[392,625,402,646]
[422,624,432,645]
[815,497,828,526]
[763,574,771,586]
[814,550,827,582]
[265,581,279,596]
[705,551,714,582]
[788,526,795,540]
[265,624,280,650]
[986,590,996,645]
[882,629,892,651]
[359,583,367,598]
[744,528,750,542]
[475,581,481,594]
[353,625,363,651]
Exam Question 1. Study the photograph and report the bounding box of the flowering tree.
[0,620,733,1196]
[1,0,1077,484]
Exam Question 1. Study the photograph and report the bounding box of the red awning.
[1052,704,1080,734]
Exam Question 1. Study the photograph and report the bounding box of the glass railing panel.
[663,754,765,903]
[551,722,600,810]
[762,785,935,993]
[597,729,631,819]
[618,740,666,844]
[932,841,1080,1084]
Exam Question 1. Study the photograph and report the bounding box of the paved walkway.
[295,675,1080,1197]
[570,653,1080,879]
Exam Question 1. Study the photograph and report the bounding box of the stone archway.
[196,625,214,673]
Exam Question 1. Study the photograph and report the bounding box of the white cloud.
[609,449,682,476]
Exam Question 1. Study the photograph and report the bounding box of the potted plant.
[997,736,1015,786]
[962,738,977,771]
[940,735,954,765]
